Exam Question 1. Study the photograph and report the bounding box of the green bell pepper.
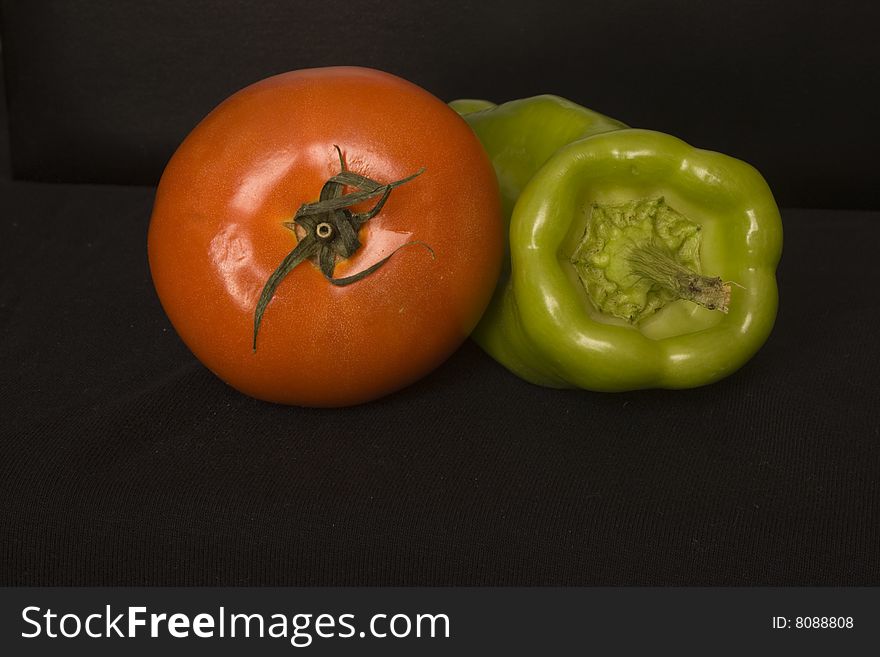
[452,96,782,390]
[449,95,627,239]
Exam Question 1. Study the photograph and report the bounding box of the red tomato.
[148,67,502,406]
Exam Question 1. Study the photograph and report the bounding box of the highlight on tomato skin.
[147,66,503,407]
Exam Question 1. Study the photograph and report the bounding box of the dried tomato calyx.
[252,146,429,351]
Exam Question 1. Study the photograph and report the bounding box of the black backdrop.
[3,0,880,208]
[1,1,879,586]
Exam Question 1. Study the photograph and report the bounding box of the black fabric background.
[1,1,879,585]
[2,0,880,208]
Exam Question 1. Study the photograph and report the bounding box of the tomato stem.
[252,146,428,351]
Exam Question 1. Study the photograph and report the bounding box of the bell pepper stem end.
[627,242,731,314]
[570,197,733,323]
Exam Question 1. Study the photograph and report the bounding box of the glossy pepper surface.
[452,97,782,390]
